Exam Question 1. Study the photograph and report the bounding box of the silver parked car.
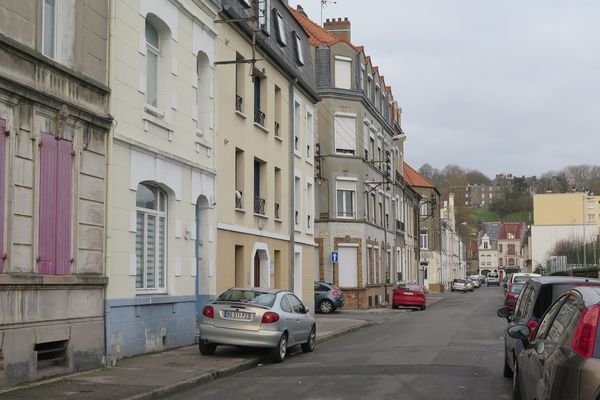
[198,288,316,363]
[451,278,468,293]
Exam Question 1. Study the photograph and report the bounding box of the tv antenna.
[321,0,338,26]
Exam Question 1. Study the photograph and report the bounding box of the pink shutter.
[0,119,5,272]
[55,139,72,275]
[39,133,57,274]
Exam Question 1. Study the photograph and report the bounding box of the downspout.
[195,206,200,317]
[104,0,117,366]
[288,77,297,291]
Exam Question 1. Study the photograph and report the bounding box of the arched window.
[145,20,160,107]
[136,183,167,291]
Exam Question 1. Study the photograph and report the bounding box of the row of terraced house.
[0,0,441,385]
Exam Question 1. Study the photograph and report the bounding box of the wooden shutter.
[55,139,72,275]
[0,119,5,272]
[39,133,57,274]
[38,133,72,275]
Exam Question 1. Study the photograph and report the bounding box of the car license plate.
[403,292,414,296]
[223,310,252,320]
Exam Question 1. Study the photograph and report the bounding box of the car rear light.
[332,290,341,296]
[571,304,600,359]
[202,305,214,319]
[261,312,280,324]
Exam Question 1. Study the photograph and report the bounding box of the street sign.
[331,251,339,263]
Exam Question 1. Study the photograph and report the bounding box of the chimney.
[296,5,308,17]
[324,17,351,42]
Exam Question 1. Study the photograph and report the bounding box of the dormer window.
[258,0,270,33]
[293,32,304,65]
[274,9,287,46]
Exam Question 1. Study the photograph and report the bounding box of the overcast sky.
[294,0,600,178]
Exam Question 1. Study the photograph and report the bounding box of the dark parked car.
[497,276,600,379]
[509,286,600,400]
[314,282,344,314]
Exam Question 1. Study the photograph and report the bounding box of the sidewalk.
[0,316,373,400]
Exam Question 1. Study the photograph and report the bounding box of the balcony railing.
[235,190,243,209]
[254,107,265,126]
[274,202,280,219]
[254,196,266,215]
[337,211,355,218]
[274,121,280,137]
[396,220,405,232]
[235,95,243,112]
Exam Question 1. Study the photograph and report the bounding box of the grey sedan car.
[198,288,316,363]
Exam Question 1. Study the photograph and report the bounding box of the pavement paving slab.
[0,315,372,400]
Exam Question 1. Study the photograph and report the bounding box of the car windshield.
[513,276,531,283]
[216,290,276,307]
[454,279,466,283]
[398,284,421,291]
[510,284,524,294]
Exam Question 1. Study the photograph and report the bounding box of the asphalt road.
[167,286,512,400]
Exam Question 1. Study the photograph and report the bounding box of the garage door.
[338,246,358,288]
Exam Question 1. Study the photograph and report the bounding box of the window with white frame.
[306,109,314,162]
[42,0,56,58]
[334,56,352,89]
[419,201,428,216]
[294,100,301,154]
[306,181,313,231]
[293,31,304,65]
[420,231,429,250]
[274,9,287,46]
[145,20,160,107]
[334,114,356,154]
[294,176,301,229]
[136,183,167,291]
[360,65,365,91]
[336,180,356,218]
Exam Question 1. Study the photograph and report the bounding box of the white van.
[510,273,541,285]
[487,272,499,286]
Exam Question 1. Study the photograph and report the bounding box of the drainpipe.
[288,78,297,291]
[104,0,117,366]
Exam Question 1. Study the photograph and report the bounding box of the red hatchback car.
[504,283,524,312]
[392,283,426,311]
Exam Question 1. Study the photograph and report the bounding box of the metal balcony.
[254,196,266,215]
[254,107,265,126]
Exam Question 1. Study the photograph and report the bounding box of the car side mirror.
[302,305,310,314]
[497,306,512,321]
[535,340,545,354]
[508,324,531,344]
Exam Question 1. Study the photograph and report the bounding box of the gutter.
[288,77,298,292]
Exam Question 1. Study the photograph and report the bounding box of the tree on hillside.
[466,170,492,185]
[418,163,436,181]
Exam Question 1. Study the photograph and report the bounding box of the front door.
[254,252,260,287]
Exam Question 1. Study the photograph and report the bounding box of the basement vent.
[35,340,68,370]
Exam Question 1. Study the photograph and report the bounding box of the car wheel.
[301,326,316,353]
[503,351,513,378]
[392,303,399,309]
[319,299,334,314]
[451,289,454,292]
[420,305,426,311]
[512,368,522,400]
[270,332,288,363]
[199,340,217,356]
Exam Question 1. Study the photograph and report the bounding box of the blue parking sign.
[331,251,339,263]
